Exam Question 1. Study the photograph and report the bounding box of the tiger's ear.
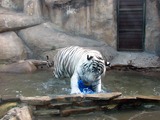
[105,61,111,67]
[87,55,93,60]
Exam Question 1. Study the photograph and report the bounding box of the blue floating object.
[78,79,95,94]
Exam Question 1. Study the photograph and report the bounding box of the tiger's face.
[79,54,107,85]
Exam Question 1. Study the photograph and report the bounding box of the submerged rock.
[129,111,160,120]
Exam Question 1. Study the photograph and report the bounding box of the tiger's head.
[79,53,110,85]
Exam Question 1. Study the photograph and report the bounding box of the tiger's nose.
[92,66,98,72]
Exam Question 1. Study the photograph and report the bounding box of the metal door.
[117,0,146,51]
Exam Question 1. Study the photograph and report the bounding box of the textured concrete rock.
[0,32,27,62]
[20,96,51,105]
[111,52,160,68]
[45,0,72,5]
[18,22,107,58]
[145,0,160,56]
[0,61,37,73]
[0,7,43,32]
[24,0,42,17]
[87,46,118,61]
[46,0,117,48]
[0,0,23,11]
[41,45,117,63]
[1,106,32,120]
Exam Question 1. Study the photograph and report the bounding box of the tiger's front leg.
[70,73,82,94]
[92,79,102,93]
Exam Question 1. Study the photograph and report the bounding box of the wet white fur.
[53,46,106,94]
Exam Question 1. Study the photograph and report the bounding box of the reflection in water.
[0,70,160,120]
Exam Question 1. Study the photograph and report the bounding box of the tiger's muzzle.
[91,62,104,75]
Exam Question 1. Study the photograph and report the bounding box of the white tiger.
[53,46,110,94]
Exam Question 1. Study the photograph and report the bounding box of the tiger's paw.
[70,88,82,94]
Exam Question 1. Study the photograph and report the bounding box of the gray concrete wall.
[47,0,160,56]
[145,0,160,56]
[47,0,117,49]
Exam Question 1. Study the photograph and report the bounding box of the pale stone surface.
[0,0,23,11]
[0,61,37,73]
[45,0,72,5]
[46,0,117,48]
[20,96,51,105]
[145,0,160,56]
[0,7,43,32]
[111,52,160,68]
[0,32,27,62]
[18,22,107,58]
[1,106,33,120]
[24,0,42,18]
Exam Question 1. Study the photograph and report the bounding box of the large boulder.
[0,7,43,32]
[0,60,37,73]
[18,22,107,58]
[0,32,27,62]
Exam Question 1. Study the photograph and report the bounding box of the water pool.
[0,70,160,120]
[0,70,159,97]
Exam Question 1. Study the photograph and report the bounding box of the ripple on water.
[0,70,160,120]
[0,70,160,97]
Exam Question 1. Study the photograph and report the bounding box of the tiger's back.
[53,46,86,78]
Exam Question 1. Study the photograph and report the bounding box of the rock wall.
[0,0,159,65]
[0,0,23,11]
[46,0,160,56]
[145,0,160,56]
[0,32,26,63]
[47,0,117,48]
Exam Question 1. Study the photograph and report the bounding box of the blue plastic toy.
[78,79,95,94]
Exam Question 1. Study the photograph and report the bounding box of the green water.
[0,70,160,120]
[0,70,159,97]
[0,70,70,97]
[103,70,160,96]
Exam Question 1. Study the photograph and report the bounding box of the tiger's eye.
[97,56,103,60]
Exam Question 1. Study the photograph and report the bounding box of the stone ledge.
[1,95,20,103]
[1,93,160,118]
